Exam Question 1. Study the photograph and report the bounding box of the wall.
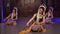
[4,0,42,18]
[4,0,60,19]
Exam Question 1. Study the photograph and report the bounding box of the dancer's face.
[49,9,52,13]
[49,9,51,12]
[39,8,44,14]
[13,9,15,13]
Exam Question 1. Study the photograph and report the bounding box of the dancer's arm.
[41,14,46,24]
[4,14,11,21]
[16,13,18,20]
[45,13,49,20]
[26,14,36,26]
[51,12,53,19]
[13,7,18,20]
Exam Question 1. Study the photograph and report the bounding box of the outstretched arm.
[4,14,11,21]
[26,14,36,26]
[13,7,18,20]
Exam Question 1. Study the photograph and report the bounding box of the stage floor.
[1,17,60,34]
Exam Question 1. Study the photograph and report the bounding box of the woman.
[19,5,47,34]
[46,7,53,24]
[4,7,18,26]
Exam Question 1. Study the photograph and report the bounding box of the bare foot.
[13,22,16,26]
[42,28,47,32]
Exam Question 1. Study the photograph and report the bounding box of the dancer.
[46,7,53,24]
[19,4,47,34]
[4,7,18,26]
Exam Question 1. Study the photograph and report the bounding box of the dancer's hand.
[26,23,29,26]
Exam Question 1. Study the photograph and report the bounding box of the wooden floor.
[1,17,60,34]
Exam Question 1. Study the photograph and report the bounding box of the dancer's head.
[38,4,46,14]
[12,9,16,13]
[12,7,17,13]
[49,7,53,12]
[38,7,45,14]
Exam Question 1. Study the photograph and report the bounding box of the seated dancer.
[46,7,53,24]
[19,5,47,34]
[4,7,18,26]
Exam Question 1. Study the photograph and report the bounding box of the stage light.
[2,0,4,29]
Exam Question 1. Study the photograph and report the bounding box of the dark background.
[0,0,2,23]
[0,0,60,23]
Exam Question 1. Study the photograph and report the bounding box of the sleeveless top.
[46,12,51,18]
[34,13,43,22]
[11,13,16,20]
